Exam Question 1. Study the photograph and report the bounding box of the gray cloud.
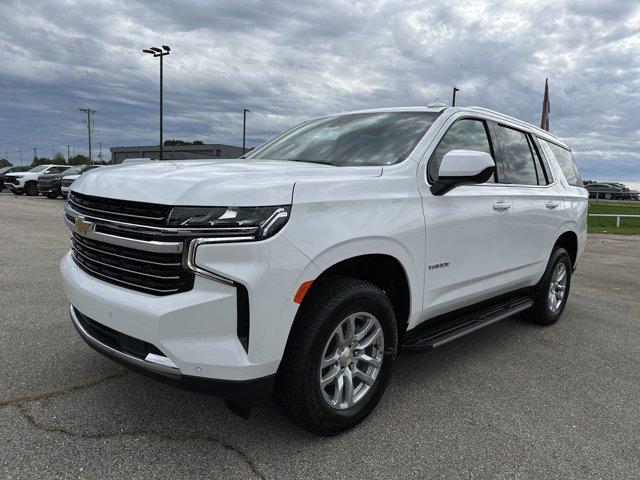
[0,0,638,182]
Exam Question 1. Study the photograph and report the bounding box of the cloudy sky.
[0,0,639,183]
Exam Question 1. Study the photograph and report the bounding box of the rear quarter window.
[539,139,582,186]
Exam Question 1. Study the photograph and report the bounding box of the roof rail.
[465,106,562,142]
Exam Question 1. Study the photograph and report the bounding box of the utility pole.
[242,108,250,155]
[19,146,23,166]
[98,142,102,163]
[79,108,96,162]
[52,146,55,159]
[143,46,171,160]
[452,87,460,107]
[33,147,37,163]
[5,148,7,164]
[67,145,71,162]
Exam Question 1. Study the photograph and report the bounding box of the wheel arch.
[553,229,578,269]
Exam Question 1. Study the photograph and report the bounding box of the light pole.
[452,87,460,107]
[143,45,171,160]
[242,108,250,155]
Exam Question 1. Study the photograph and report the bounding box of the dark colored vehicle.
[585,183,633,200]
[38,166,82,198]
[0,165,30,192]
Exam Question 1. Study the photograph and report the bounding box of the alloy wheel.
[318,312,384,410]
[548,262,567,314]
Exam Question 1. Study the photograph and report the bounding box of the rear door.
[492,124,563,284]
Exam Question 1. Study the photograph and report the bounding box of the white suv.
[60,106,587,434]
[6,164,71,196]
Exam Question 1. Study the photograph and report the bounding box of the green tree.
[0,158,12,168]
[51,153,67,165]
[68,154,90,165]
[31,157,51,167]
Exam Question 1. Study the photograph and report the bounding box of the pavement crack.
[0,369,127,407]
[13,403,266,480]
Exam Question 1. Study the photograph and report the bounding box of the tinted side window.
[428,119,493,182]
[528,136,552,185]
[495,126,538,185]
[546,142,582,186]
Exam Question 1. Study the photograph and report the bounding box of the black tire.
[274,277,398,435]
[25,182,39,196]
[46,192,58,199]
[12,189,23,196]
[604,193,612,200]
[523,247,572,325]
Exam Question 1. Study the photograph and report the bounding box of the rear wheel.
[274,277,398,435]
[25,182,38,196]
[604,193,612,200]
[524,247,572,325]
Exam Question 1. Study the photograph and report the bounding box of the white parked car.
[60,165,102,198]
[6,164,72,196]
[60,106,587,434]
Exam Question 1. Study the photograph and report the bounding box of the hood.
[71,159,382,206]
[5,172,25,178]
[62,174,81,181]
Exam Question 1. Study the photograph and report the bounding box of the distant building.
[110,143,245,164]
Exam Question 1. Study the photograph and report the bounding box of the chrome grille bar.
[73,234,181,267]
[72,246,181,280]
[68,197,166,222]
[71,252,181,294]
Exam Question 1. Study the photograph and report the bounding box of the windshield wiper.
[288,159,335,166]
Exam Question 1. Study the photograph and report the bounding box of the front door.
[418,116,514,322]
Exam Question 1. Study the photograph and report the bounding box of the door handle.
[493,201,511,211]
[546,201,559,209]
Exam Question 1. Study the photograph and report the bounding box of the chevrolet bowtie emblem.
[74,216,94,234]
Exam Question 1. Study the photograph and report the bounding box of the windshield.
[247,111,440,166]
[64,167,82,175]
[28,165,49,173]
[0,167,12,174]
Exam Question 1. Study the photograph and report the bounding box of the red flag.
[540,78,550,131]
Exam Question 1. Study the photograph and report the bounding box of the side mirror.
[430,149,495,195]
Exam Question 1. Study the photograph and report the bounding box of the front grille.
[71,233,193,295]
[62,178,75,187]
[69,191,170,227]
[6,177,19,185]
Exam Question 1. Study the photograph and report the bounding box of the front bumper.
[39,185,60,194]
[70,305,274,403]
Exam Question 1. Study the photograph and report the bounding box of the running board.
[401,296,533,353]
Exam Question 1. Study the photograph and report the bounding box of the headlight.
[167,205,290,240]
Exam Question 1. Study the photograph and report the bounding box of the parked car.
[37,166,76,198]
[585,183,632,200]
[60,106,587,434]
[5,165,72,196]
[50,165,102,199]
[0,165,31,192]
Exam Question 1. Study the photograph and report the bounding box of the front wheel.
[524,247,572,325]
[46,192,58,199]
[274,277,398,435]
[25,182,39,196]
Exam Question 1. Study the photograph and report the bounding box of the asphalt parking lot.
[1,192,639,480]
